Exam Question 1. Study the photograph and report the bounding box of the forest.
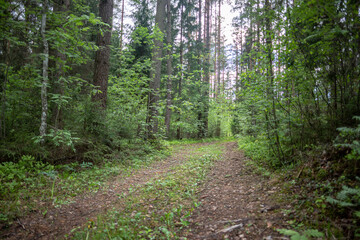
[0,0,360,239]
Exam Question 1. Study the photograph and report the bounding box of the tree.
[147,0,166,138]
[201,0,210,137]
[39,0,49,143]
[92,0,114,109]
[164,0,173,137]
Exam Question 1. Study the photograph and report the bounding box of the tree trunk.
[117,0,125,71]
[215,0,221,137]
[147,0,166,138]
[202,0,210,136]
[39,0,49,143]
[217,0,221,98]
[92,0,114,109]
[0,40,10,139]
[176,3,184,140]
[119,0,125,52]
[164,0,172,137]
[235,35,239,102]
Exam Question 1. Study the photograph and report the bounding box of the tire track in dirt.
[181,142,290,240]
[1,142,214,240]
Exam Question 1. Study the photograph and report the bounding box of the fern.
[327,185,360,208]
[335,116,360,161]
[277,228,324,240]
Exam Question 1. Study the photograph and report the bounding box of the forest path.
[180,142,289,240]
[2,141,290,240]
[2,142,213,240]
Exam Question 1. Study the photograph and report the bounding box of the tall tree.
[147,0,166,138]
[39,0,49,143]
[215,0,221,137]
[176,1,184,139]
[92,0,114,109]
[164,0,173,137]
[201,0,210,137]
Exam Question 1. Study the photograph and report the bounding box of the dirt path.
[181,142,289,240]
[1,142,213,240]
[2,141,290,240]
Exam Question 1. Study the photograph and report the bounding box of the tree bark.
[164,0,172,137]
[119,0,125,52]
[176,3,184,140]
[202,0,210,137]
[92,0,114,110]
[147,0,166,138]
[39,0,49,143]
[215,0,221,137]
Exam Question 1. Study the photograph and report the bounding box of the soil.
[1,142,291,240]
[181,142,290,240]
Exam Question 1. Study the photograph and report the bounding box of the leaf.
[303,229,324,238]
[277,229,299,236]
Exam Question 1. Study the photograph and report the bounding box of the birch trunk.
[39,0,49,143]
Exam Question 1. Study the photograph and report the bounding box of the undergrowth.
[236,127,360,239]
[168,137,234,146]
[0,140,169,226]
[71,143,224,239]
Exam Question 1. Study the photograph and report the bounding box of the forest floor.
[1,141,292,240]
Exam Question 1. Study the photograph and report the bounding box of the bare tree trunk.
[213,3,217,98]
[39,0,49,143]
[197,0,204,138]
[117,0,125,71]
[235,36,239,102]
[92,0,114,109]
[119,0,125,51]
[147,0,166,138]
[0,40,10,139]
[164,0,172,137]
[215,0,221,137]
[217,0,221,97]
[176,3,184,140]
[202,0,210,136]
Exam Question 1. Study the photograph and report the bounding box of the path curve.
[1,142,213,240]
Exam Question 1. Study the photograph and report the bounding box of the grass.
[70,142,225,239]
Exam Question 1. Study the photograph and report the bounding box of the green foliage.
[237,135,276,166]
[0,139,169,224]
[33,129,80,152]
[0,155,53,197]
[327,182,360,236]
[335,116,360,161]
[277,228,324,240]
[327,185,360,208]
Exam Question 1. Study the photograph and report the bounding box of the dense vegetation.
[0,0,359,238]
